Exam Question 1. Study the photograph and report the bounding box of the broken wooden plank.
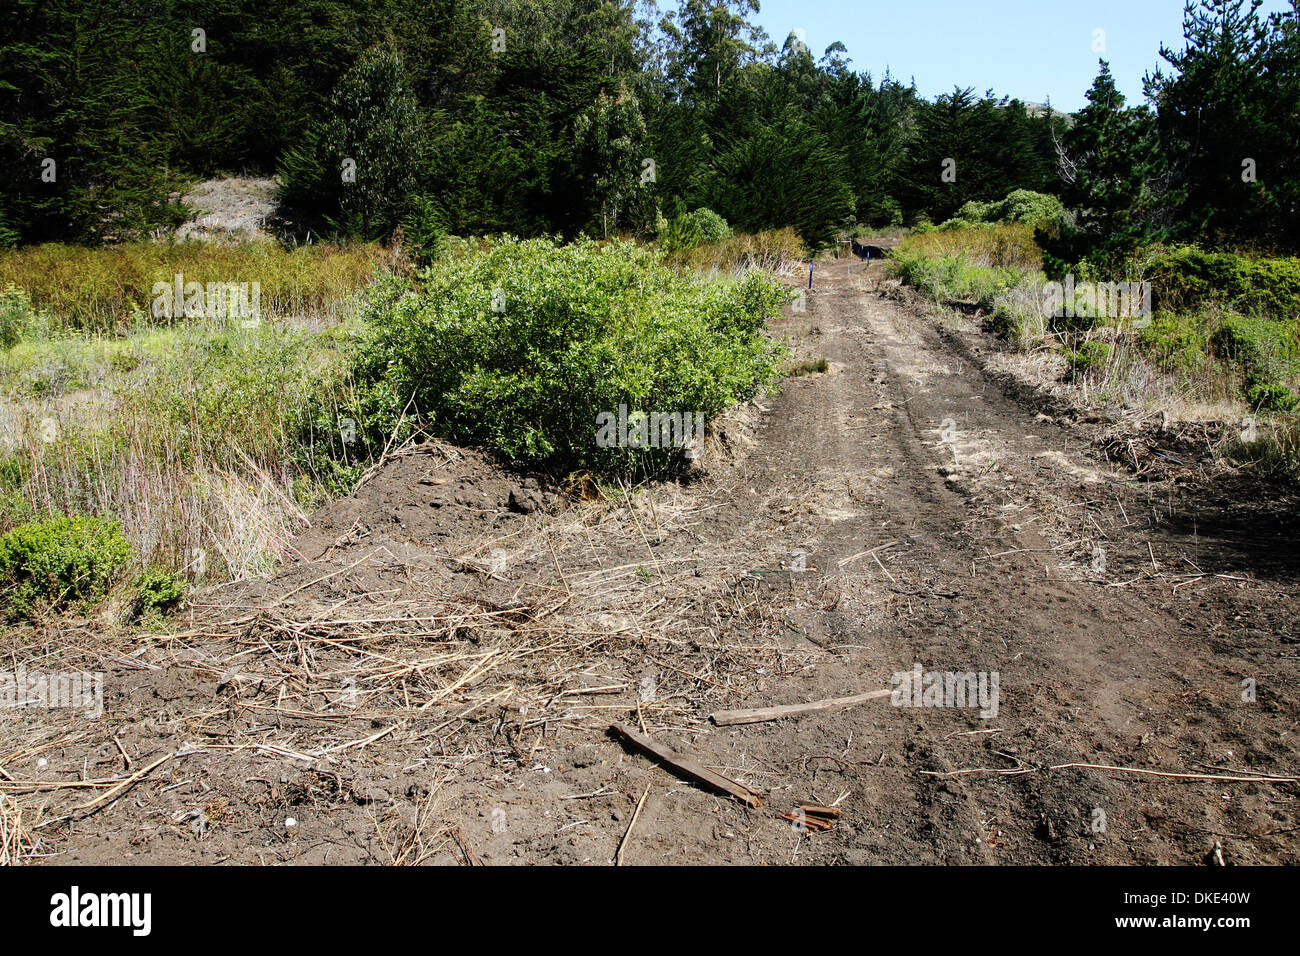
[609,723,761,807]
[709,688,892,727]
[779,806,839,831]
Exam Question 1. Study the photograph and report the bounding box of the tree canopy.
[0,0,1295,257]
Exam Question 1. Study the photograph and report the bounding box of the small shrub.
[986,283,1049,347]
[1065,340,1111,378]
[0,515,132,619]
[131,567,188,619]
[1247,381,1298,412]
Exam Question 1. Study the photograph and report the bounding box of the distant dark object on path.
[850,239,889,260]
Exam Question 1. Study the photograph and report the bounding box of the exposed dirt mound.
[174,177,278,243]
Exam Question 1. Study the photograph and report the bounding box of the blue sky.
[747,0,1294,111]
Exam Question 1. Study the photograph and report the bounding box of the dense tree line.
[0,0,1296,259]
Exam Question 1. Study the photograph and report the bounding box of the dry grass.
[0,240,390,331]
[900,223,1042,270]
[366,782,451,866]
[0,795,35,865]
[665,227,807,276]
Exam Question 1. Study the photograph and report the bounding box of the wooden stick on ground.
[710,688,892,727]
[616,784,651,866]
[610,723,760,807]
[74,751,176,812]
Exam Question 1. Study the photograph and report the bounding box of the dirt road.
[11,263,1298,865]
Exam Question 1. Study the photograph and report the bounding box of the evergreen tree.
[1146,0,1299,248]
[1045,60,1162,271]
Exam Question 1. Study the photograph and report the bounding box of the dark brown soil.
[4,262,1297,865]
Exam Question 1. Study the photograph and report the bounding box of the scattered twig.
[610,723,761,807]
[616,785,651,866]
[710,688,892,727]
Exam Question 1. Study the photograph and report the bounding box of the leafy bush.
[952,190,1067,229]
[1145,246,1300,318]
[1247,381,1299,412]
[131,567,188,618]
[0,515,132,619]
[350,238,788,475]
[659,208,732,252]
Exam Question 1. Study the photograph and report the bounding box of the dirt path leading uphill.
[8,262,1298,865]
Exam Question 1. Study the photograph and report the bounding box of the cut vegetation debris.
[610,723,762,808]
[709,689,893,726]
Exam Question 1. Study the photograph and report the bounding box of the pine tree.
[1048,60,1162,269]
[1146,0,1298,248]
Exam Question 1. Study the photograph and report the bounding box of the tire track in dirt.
[684,264,1298,864]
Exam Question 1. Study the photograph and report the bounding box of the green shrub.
[1210,315,1299,383]
[1137,314,1211,378]
[1247,381,1299,412]
[350,237,787,475]
[131,567,187,618]
[659,208,732,252]
[0,515,132,619]
[1065,340,1111,377]
[952,190,1066,228]
[1145,246,1300,318]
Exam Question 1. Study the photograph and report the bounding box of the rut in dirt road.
[653,263,1299,865]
